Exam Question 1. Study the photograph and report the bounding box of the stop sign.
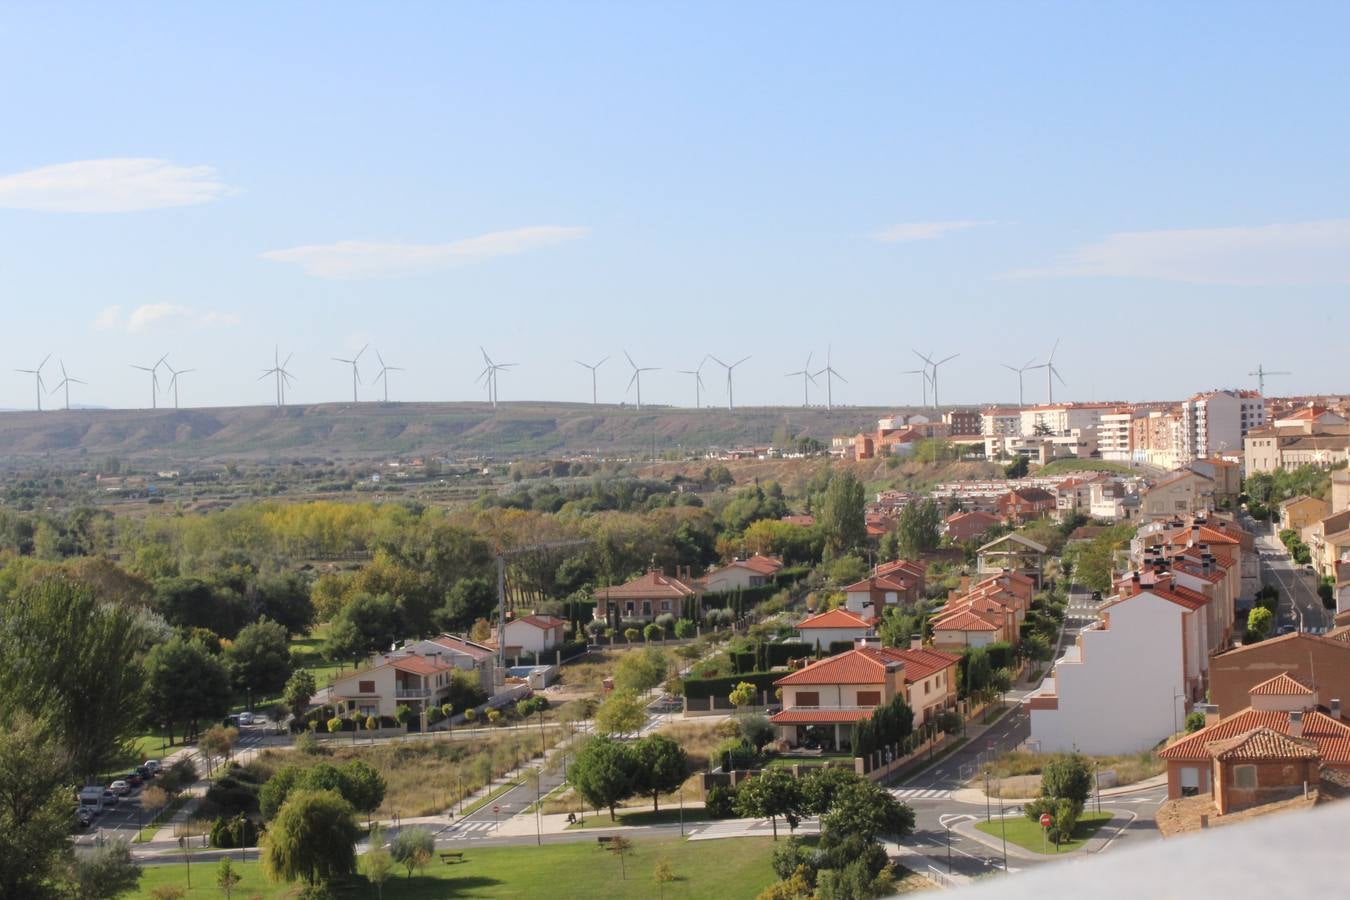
[493,805,500,814]
[1040,813,1052,827]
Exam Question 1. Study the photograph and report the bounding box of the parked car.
[125,772,143,787]
[102,789,119,807]
[135,765,153,780]
[237,711,254,726]
[143,760,162,775]
[75,808,95,828]
[110,780,130,797]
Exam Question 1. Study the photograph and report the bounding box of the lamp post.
[945,824,952,874]
[984,768,991,822]
[999,794,1008,873]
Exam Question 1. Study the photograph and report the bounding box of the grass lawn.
[1035,459,1138,477]
[763,754,852,769]
[133,835,781,898]
[975,811,1112,854]
[565,807,711,829]
[290,624,349,687]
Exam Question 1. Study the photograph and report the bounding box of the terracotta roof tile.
[770,708,875,725]
[931,609,1000,631]
[796,608,876,630]
[510,615,567,630]
[1205,727,1320,761]
[1161,708,1350,764]
[595,570,698,601]
[1249,672,1314,696]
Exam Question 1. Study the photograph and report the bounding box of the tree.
[1040,753,1093,807]
[739,714,775,751]
[1004,456,1029,478]
[818,471,866,559]
[1185,711,1206,733]
[261,789,360,887]
[1247,606,1274,641]
[802,766,864,816]
[608,835,636,880]
[820,780,914,842]
[0,713,74,900]
[342,759,387,822]
[653,859,676,898]
[633,735,688,812]
[613,647,669,694]
[734,769,804,840]
[624,627,641,644]
[0,577,148,779]
[284,670,318,721]
[227,618,293,709]
[217,857,242,900]
[390,827,434,879]
[143,635,233,746]
[895,500,941,559]
[729,680,758,712]
[363,825,394,900]
[595,689,646,736]
[570,736,638,820]
[324,593,403,663]
[198,725,239,772]
[643,623,663,642]
[675,619,696,639]
[68,838,141,900]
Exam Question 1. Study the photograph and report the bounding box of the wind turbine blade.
[480,346,492,366]
[624,350,637,369]
[1023,357,1038,370]
[596,356,609,368]
[834,370,848,383]
[71,378,87,385]
[1048,338,1060,362]
[806,372,819,385]
[938,353,960,366]
[282,353,293,368]
[732,356,750,368]
[708,355,728,369]
[804,352,813,371]
[39,354,51,370]
[1002,364,1018,373]
[1053,368,1067,386]
[912,349,933,365]
[627,372,638,391]
[376,349,386,368]
[575,360,590,369]
[258,371,272,381]
[356,344,369,361]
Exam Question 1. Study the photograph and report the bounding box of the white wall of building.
[797,627,870,649]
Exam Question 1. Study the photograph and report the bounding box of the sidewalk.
[948,772,1166,806]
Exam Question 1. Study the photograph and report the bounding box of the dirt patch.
[1155,792,1320,837]
[986,774,1041,799]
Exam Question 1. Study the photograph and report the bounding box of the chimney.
[1332,699,1343,721]
[910,635,923,651]
[1290,710,1304,739]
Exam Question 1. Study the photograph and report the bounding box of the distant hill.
[0,401,915,463]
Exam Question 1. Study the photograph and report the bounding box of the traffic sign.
[493,805,500,814]
[1039,813,1052,828]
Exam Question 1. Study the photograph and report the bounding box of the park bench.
[596,836,614,846]
[439,851,465,864]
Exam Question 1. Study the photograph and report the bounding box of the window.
[1234,765,1258,789]
[1180,766,1201,797]
[856,691,881,706]
[796,691,820,707]
[925,680,931,695]
[358,680,375,694]
[661,601,671,612]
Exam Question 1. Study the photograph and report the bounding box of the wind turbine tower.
[624,351,658,410]
[477,347,515,408]
[912,350,959,408]
[332,344,368,403]
[130,354,168,409]
[50,360,86,410]
[901,368,930,407]
[710,355,751,410]
[1249,363,1290,397]
[1032,339,1066,403]
[785,352,817,407]
[15,354,51,411]
[1001,357,1039,407]
[812,345,846,411]
[372,350,403,403]
[164,360,194,409]
[575,356,608,405]
[259,347,296,408]
[676,356,709,408]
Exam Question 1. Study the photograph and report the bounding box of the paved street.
[1253,521,1331,633]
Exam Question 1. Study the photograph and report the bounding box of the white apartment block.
[1017,403,1115,437]
[1098,410,1135,462]
[981,408,1021,437]
[1179,391,1266,464]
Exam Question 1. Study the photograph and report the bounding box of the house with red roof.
[769,644,959,749]
[944,510,1002,543]
[842,561,924,617]
[996,487,1056,525]
[701,555,784,593]
[498,614,568,656]
[795,607,877,649]
[401,633,498,693]
[594,569,700,624]
[1159,675,1350,812]
[329,653,459,720]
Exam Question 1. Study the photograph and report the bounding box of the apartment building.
[1179,390,1266,464]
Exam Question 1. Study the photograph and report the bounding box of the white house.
[1028,579,1203,755]
[795,607,876,650]
[701,555,783,593]
[500,615,568,656]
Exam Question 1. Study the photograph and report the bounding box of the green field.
[975,811,1112,854]
[1035,459,1139,477]
[133,835,780,898]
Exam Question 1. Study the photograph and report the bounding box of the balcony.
[395,687,431,699]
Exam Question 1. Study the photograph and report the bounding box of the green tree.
[633,734,688,812]
[0,713,74,900]
[820,780,915,842]
[261,789,360,887]
[198,725,239,770]
[1247,606,1274,641]
[595,689,646,736]
[143,635,233,746]
[0,577,148,779]
[68,838,141,900]
[217,857,243,900]
[390,827,434,879]
[570,736,639,820]
[613,647,669,694]
[362,825,394,900]
[653,859,676,898]
[818,472,866,559]
[284,670,318,721]
[802,766,865,816]
[643,622,663,642]
[895,500,941,559]
[1040,753,1093,807]
[227,618,293,709]
[729,680,758,712]
[1185,711,1206,733]
[324,593,403,663]
[341,759,387,822]
[734,769,804,840]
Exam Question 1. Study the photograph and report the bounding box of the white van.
[77,786,105,813]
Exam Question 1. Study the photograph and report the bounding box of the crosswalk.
[444,821,498,839]
[891,787,952,800]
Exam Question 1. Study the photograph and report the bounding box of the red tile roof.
[1161,708,1350,764]
[389,655,454,675]
[843,574,912,594]
[595,570,698,600]
[796,608,876,630]
[892,647,960,682]
[740,554,784,575]
[775,649,898,686]
[425,634,496,661]
[509,615,567,630]
[931,609,1000,631]
[1206,727,1320,761]
[769,707,875,725]
[1249,672,1314,696]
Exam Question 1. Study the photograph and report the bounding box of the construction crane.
[1248,364,1291,397]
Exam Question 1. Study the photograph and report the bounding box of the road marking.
[893,788,952,800]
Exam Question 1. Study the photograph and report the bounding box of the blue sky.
[2,3,1348,411]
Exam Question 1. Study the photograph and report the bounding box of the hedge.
[682,670,779,701]
[767,642,814,666]
[828,640,854,656]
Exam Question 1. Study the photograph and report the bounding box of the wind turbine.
[1249,364,1290,397]
[259,347,296,408]
[332,343,368,403]
[785,353,817,407]
[372,350,403,403]
[710,355,751,410]
[1001,357,1039,408]
[901,368,930,407]
[912,350,959,408]
[163,360,194,409]
[1031,339,1066,403]
[130,354,168,409]
[812,345,846,411]
[575,356,608,405]
[50,360,85,410]
[15,354,50,411]
[676,356,709,408]
[624,351,658,410]
[477,347,515,408]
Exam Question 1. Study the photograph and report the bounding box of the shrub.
[1185,711,1206,733]
[1040,753,1092,806]
[675,619,697,639]
[705,784,738,818]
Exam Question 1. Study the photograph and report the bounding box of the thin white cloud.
[872,220,993,243]
[261,225,590,279]
[1003,220,1350,286]
[93,304,240,333]
[0,158,229,213]
[92,305,123,330]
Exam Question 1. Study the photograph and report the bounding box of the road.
[1253,521,1330,633]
